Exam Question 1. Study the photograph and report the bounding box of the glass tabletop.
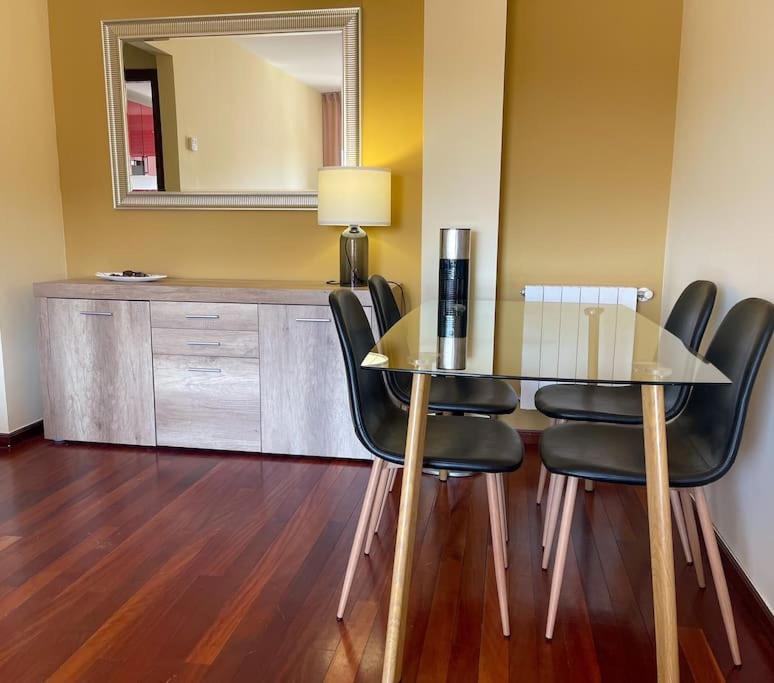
[363,300,730,386]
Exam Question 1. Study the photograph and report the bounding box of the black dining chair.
[366,275,518,556]
[329,289,524,636]
[538,297,774,666]
[534,280,717,571]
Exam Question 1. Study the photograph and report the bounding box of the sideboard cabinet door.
[42,298,156,445]
[259,304,372,460]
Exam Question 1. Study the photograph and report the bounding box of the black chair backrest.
[368,274,413,402]
[662,280,717,417]
[329,289,401,456]
[665,280,717,351]
[369,274,403,337]
[680,297,774,479]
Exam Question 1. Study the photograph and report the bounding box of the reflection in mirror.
[121,32,343,194]
[124,69,164,191]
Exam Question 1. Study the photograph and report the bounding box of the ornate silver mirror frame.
[101,8,361,210]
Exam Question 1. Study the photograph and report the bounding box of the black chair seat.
[541,418,732,488]
[534,383,681,424]
[393,374,518,415]
[370,412,523,473]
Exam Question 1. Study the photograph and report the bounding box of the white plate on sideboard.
[96,272,168,283]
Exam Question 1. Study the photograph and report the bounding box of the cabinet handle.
[185,314,220,319]
[295,318,331,323]
[186,341,222,347]
[80,311,113,317]
[187,367,222,373]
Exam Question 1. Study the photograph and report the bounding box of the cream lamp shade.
[317,167,391,226]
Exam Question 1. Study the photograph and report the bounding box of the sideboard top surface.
[34,278,382,306]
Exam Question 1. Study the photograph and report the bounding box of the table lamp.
[318,166,391,287]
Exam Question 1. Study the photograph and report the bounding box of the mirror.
[102,9,361,209]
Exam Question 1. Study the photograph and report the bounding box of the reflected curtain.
[322,92,342,166]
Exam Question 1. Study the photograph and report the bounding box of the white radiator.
[520,285,644,410]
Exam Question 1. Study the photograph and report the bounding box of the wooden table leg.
[641,385,680,682]
[382,373,431,683]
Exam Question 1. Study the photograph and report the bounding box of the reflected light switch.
[186,136,198,152]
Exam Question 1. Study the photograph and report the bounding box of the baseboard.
[518,429,541,446]
[716,534,774,644]
[0,420,44,448]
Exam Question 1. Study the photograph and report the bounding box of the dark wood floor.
[0,438,772,682]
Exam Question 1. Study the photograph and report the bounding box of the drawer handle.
[185,314,220,319]
[80,311,113,317]
[295,318,331,323]
[187,367,222,373]
[186,341,222,347]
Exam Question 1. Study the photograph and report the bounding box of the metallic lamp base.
[339,225,368,286]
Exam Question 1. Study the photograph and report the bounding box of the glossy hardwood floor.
[0,438,772,682]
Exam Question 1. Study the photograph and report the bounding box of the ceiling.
[125,81,153,107]
[232,31,343,93]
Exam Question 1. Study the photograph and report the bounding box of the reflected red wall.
[127,101,156,157]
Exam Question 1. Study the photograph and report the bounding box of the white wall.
[663,0,774,610]
[420,0,508,305]
[0,0,67,433]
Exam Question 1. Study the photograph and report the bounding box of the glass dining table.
[362,299,730,683]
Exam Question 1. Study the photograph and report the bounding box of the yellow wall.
[0,0,67,432]
[496,0,682,431]
[154,37,323,192]
[497,0,682,321]
[47,1,423,302]
[47,0,679,321]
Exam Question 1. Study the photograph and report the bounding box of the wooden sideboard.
[34,278,389,460]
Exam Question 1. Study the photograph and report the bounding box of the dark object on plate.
[119,270,149,278]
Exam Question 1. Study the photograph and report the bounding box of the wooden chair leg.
[486,474,510,637]
[365,466,391,555]
[584,480,595,492]
[374,467,399,536]
[337,458,385,619]
[694,487,742,667]
[497,473,509,543]
[670,489,693,564]
[546,476,579,639]
[388,467,398,492]
[680,489,706,588]
[542,475,567,570]
[536,463,548,505]
[542,474,558,547]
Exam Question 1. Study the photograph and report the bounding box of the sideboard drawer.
[151,301,258,331]
[154,355,261,451]
[152,328,258,358]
